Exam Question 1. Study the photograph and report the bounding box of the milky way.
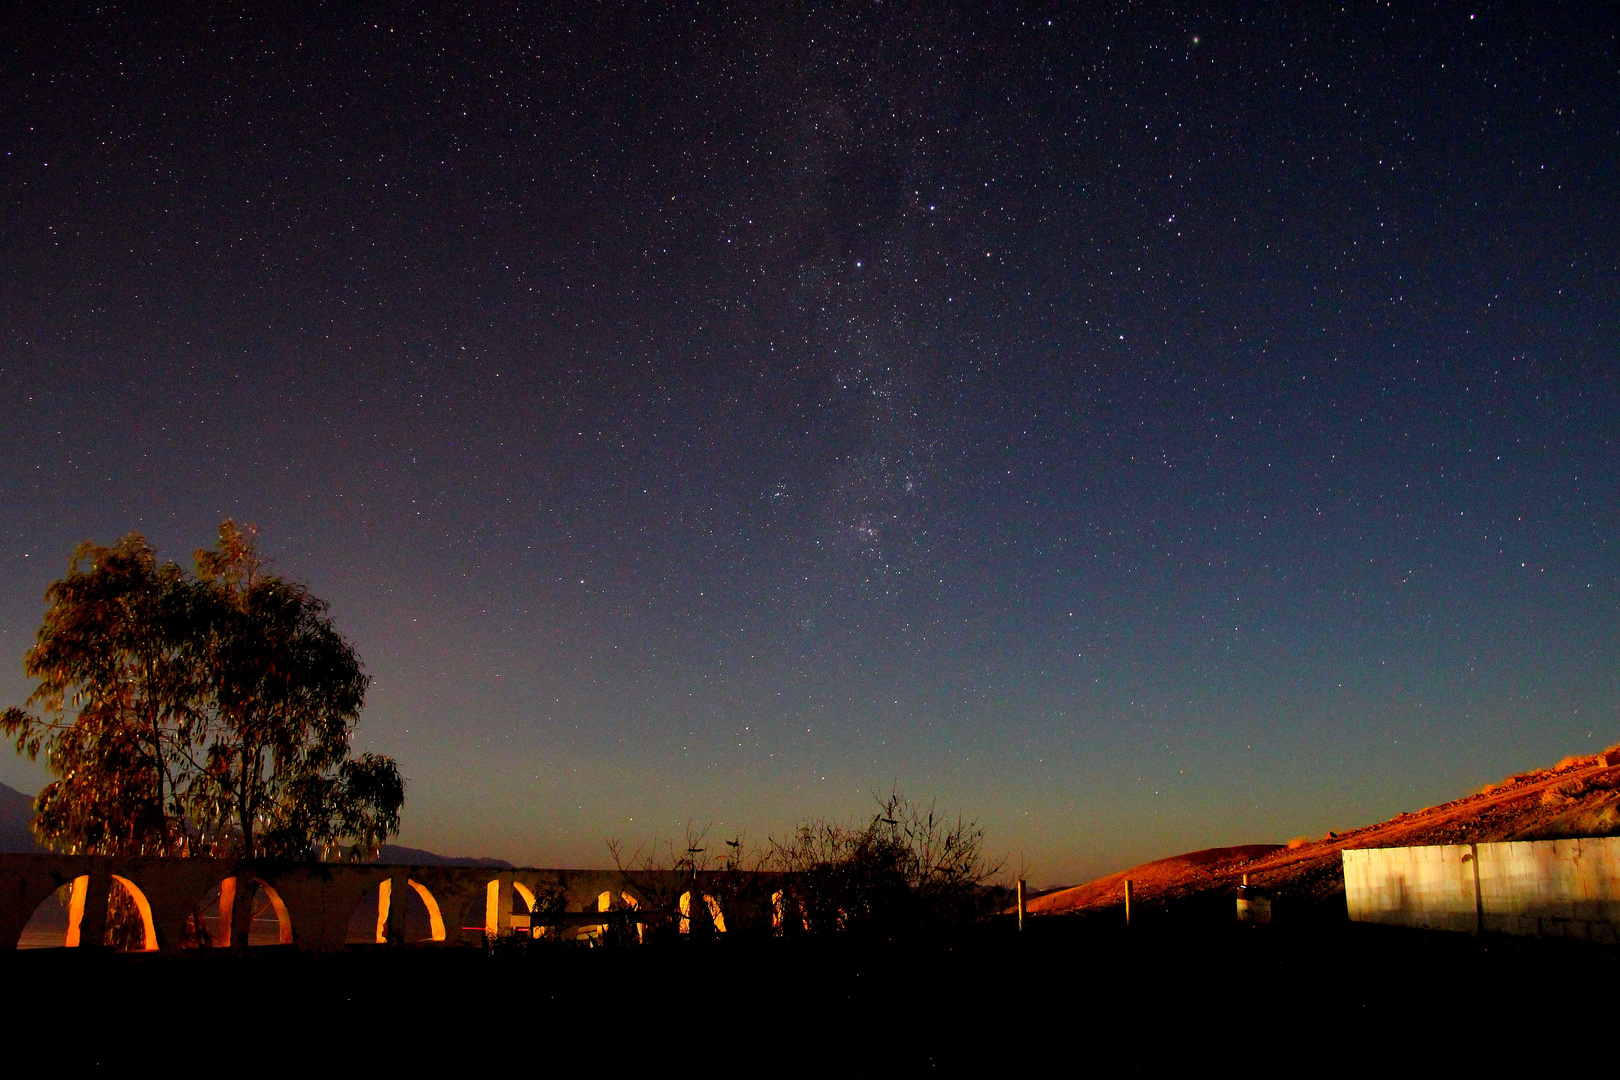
[0,4,1615,881]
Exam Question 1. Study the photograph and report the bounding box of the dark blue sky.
[2,2,1616,882]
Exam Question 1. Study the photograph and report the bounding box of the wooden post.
[1017,880,1026,932]
[1123,879,1134,926]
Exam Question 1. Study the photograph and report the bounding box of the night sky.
[2,3,1617,883]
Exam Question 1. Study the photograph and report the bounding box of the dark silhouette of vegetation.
[608,824,717,944]
[609,792,1005,944]
[1,522,404,863]
[770,791,1006,938]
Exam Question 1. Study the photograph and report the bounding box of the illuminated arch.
[63,875,91,947]
[56,875,157,950]
[483,879,500,936]
[675,890,726,934]
[15,876,83,948]
[260,884,294,945]
[705,894,727,934]
[376,878,393,943]
[621,891,644,944]
[109,875,158,951]
[406,880,446,941]
[483,878,536,937]
[218,877,295,946]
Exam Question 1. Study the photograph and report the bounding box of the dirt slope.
[1028,746,1620,918]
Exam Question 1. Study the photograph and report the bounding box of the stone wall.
[1343,837,1620,943]
[0,853,720,952]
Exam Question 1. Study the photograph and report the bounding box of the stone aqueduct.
[0,853,730,951]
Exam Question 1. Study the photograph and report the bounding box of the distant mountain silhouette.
[0,782,509,865]
[374,844,513,868]
[0,781,43,853]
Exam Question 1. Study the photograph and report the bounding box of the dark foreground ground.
[7,913,1617,1073]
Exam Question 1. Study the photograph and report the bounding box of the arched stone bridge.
[0,853,743,951]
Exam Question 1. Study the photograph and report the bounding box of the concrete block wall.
[1343,837,1620,942]
[1476,838,1620,943]
[1342,844,1480,934]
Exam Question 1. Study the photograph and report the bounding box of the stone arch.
[512,880,536,937]
[621,891,644,944]
[406,880,446,941]
[479,878,535,938]
[346,877,438,944]
[189,876,295,947]
[345,879,391,943]
[15,877,78,948]
[705,894,727,934]
[33,874,159,951]
[676,890,725,936]
[64,874,92,946]
[107,875,158,951]
[221,877,295,946]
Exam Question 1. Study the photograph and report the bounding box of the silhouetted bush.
[768,791,1004,939]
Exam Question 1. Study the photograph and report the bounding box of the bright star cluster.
[0,4,1615,882]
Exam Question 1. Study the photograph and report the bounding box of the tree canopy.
[1,522,403,859]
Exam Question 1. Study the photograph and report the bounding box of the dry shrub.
[610,793,1006,942]
[770,791,1005,938]
[1285,836,1309,850]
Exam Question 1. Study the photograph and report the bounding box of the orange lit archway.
[59,875,158,951]
[216,877,295,946]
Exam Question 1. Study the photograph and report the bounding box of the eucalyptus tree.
[187,522,403,860]
[0,534,206,854]
[2,522,404,863]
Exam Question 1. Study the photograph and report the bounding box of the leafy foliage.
[187,523,401,859]
[0,535,203,854]
[1,522,404,860]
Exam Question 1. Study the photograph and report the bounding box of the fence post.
[1124,879,1133,926]
[1468,843,1483,936]
[1017,879,1026,932]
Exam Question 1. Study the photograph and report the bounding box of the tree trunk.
[228,875,255,948]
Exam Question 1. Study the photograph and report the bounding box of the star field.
[1,3,1616,881]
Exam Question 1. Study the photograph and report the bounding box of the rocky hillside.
[1027,745,1620,919]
